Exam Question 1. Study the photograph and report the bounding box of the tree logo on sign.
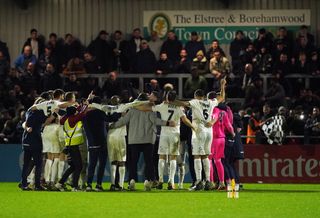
[149,13,171,39]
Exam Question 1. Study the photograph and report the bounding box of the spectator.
[293,36,315,60]
[132,40,156,74]
[145,79,161,94]
[161,30,183,63]
[286,107,306,142]
[14,45,37,73]
[240,42,256,66]
[183,68,207,98]
[0,38,10,63]
[253,28,273,52]
[22,28,45,59]
[246,108,261,144]
[272,39,289,63]
[243,75,264,109]
[81,77,102,98]
[273,27,293,56]
[174,49,191,74]
[19,62,40,94]
[0,51,10,80]
[296,25,315,48]
[273,53,293,78]
[294,52,311,75]
[155,52,173,75]
[148,31,163,61]
[240,63,256,95]
[229,30,250,74]
[62,33,83,67]
[102,71,122,99]
[191,50,209,75]
[13,109,26,143]
[127,28,144,70]
[209,49,230,78]
[261,103,274,121]
[295,89,320,113]
[38,46,58,75]
[83,51,102,74]
[304,107,320,144]
[206,39,226,60]
[185,31,206,61]
[64,57,85,75]
[39,63,62,92]
[253,45,273,74]
[264,78,286,108]
[47,33,64,72]
[87,30,113,73]
[110,30,130,72]
[310,51,320,76]
[63,74,82,95]
[273,53,293,96]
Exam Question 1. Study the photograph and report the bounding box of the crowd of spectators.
[0,25,319,144]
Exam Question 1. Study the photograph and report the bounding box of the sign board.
[143,10,311,44]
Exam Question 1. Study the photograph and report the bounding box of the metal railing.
[69,73,319,99]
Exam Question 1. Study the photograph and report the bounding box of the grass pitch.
[0,183,319,218]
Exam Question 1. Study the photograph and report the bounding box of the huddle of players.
[20,77,239,191]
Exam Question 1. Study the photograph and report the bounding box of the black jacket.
[22,110,47,151]
[132,48,156,74]
[83,109,120,148]
[0,40,10,62]
[161,38,183,63]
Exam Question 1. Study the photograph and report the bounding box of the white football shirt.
[189,98,218,131]
[34,100,60,116]
[152,103,185,135]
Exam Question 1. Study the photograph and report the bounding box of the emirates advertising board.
[238,144,320,183]
[143,10,311,44]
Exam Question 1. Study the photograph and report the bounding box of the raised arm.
[216,78,226,103]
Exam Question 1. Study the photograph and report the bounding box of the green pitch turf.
[0,183,320,218]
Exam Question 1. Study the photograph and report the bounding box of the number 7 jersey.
[152,103,185,135]
[189,98,218,132]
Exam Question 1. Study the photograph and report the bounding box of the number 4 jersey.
[189,98,218,132]
[152,103,185,135]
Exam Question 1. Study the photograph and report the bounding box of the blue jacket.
[22,110,47,151]
[14,54,37,72]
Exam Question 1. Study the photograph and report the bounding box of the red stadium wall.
[238,144,320,183]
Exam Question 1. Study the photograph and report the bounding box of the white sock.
[119,166,126,188]
[178,164,185,185]
[50,158,59,183]
[169,160,177,184]
[58,160,65,180]
[158,159,165,183]
[44,159,53,183]
[202,158,210,181]
[110,164,117,185]
[194,159,202,182]
[27,167,35,185]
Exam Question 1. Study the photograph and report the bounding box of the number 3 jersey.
[189,98,218,132]
[152,103,185,135]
